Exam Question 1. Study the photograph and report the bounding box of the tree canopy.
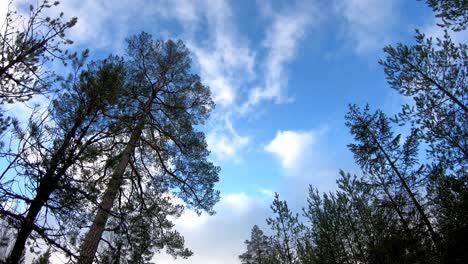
[240,0,467,263]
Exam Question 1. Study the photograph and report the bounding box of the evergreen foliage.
[77,33,219,264]
[0,0,77,134]
[240,0,467,263]
[239,225,276,264]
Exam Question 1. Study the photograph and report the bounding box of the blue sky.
[2,0,464,263]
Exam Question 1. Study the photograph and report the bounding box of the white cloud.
[2,2,345,264]
[177,210,209,231]
[187,0,255,107]
[154,192,269,264]
[40,0,254,164]
[265,130,317,172]
[265,128,332,179]
[334,0,399,54]
[242,5,312,111]
[0,1,10,25]
[223,192,251,213]
[206,116,249,161]
[45,0,199,51]
[258,187,275,198]
[162,0,200,25]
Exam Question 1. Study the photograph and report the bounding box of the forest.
[0,0,466,263]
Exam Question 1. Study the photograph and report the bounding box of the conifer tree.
[241,1,467,263]
[2,55,125,264]
[78,32,219,264]
[239,225,276,264]
[346,105,440,258]
[266,193,303,264]
[0,0,76,133]
[425,0,468,31]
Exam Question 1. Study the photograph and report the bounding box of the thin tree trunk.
[6,120,83,264]
[367,126,442,252]
[7,177,57,264]
[377,178,414,241]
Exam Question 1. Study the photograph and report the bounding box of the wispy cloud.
[241,2,313,112]
[33,0,316,164]
[206,116,249,162]
[333,0,400,54]
[182,0,255,107]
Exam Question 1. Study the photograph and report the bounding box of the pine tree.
[243,1,467,263]
[425,0,468,31]
[380,4,467,261]
[97,188,192,263]
[2,55,125,264]
[0,0,77,134]
[346,104,440,260]
[78,32,219,264]
[239,225,276,264]
[381,31,467,173]
[267,193,303,264]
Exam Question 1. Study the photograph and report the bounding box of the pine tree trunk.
[367,126,442,253]
[77,121,144,264]
[78,87,158,263]
[6,120,82,264]
[7,178,57,264]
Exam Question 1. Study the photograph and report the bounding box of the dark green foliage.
[266,194,303,264]
[425,0,468,31]
[123,33,219,213]
[345,105,440,262]
[1,55,127,263]
[239,225,277,264]
[242,1,467,263]
[0,0,77,103]
[381,30,467,173]
[0,0,77,136]
[427,169,468,263]
[98,187,192,264]
[78,32,219,264]
[1,30,219,263]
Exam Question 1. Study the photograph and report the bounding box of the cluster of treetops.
[238,1,467,264]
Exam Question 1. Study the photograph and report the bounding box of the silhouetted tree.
[0,0,77,134]
[267,193,303,264]
[239,225,276,264]
[425,0,468,31]
[242,1,467,263]
[3,55,125,264]
[78,33,220,264]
